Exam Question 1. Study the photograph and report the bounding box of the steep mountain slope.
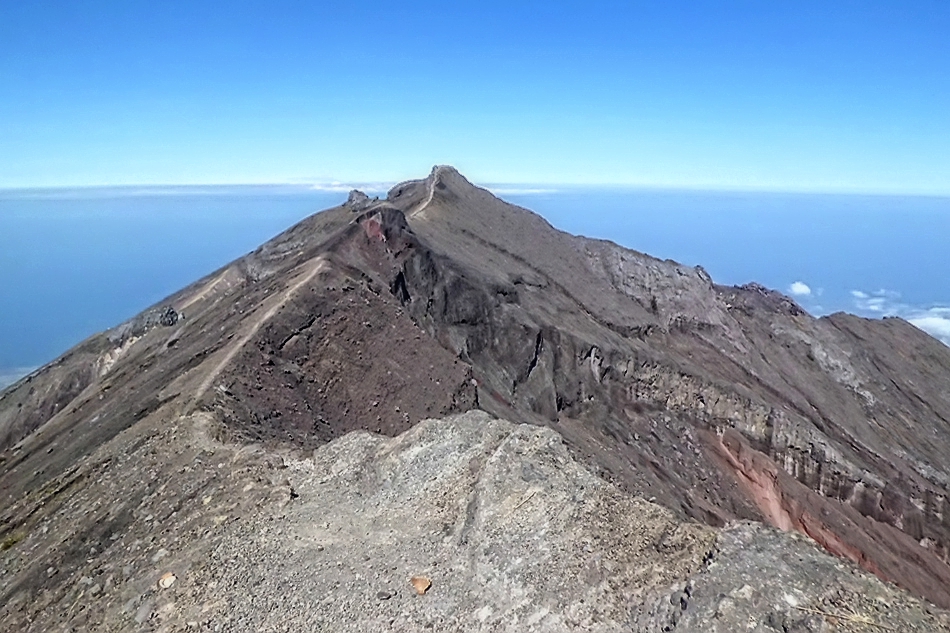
[2,166,950,628]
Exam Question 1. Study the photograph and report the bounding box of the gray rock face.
[637,521,950,632]
[267,411,713,632]
[108,305,179,344]
[345,189,374,212]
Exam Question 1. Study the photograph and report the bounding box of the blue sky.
[2,1,949,192]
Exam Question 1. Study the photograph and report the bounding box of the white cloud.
[307,183,354,192]
[850,288,904,316]
[909,316,950,345]
[849,289,950,347]
[788,281,811,297]
[865,298,888,312]
[308,181,392,194]
[908,307,950,346]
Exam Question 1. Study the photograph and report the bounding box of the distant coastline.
[0,367,37,391]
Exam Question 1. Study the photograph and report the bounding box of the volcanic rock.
[1,166,950,631]
[4,410,946,631]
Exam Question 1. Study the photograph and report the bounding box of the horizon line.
[3,180,950,199]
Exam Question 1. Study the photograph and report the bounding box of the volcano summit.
[2,167,950,631]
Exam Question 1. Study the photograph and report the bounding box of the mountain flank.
[2,166,950,631]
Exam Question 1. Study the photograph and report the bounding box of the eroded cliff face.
[2,166,950,617]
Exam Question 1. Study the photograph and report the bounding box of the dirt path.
[408,167,440,219]
[177,269,232,312]
[191,257,327,404]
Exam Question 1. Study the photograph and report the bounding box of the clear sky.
[2,1,949,193]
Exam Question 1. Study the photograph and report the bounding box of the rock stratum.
[2,166,950,631]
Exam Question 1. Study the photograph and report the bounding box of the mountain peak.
[426,164,476,191]
[385,164,482,210]
[428,163,463,180]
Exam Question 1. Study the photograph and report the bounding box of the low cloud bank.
[306,182,558,196]
[909,309,950,346]
[849,289,950,346]
[0,366,37,391]
[850,289,902,315]
[308,182,393,194]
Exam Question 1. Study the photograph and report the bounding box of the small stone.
[134,601,154,624]
[410,576,431,595]
[377,590,393,600]
[158,572,177,589]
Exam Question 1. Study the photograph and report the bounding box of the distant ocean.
[1,184,948,389]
